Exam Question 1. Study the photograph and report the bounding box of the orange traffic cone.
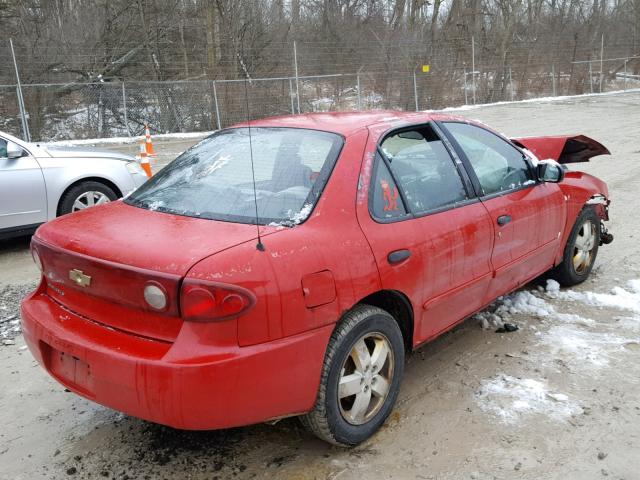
[138,140,152,178]
[144,124,158,157]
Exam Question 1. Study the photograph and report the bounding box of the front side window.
[126,127,343,225]
[380,126,469,214]
[0,138,7,158]
[443,122,533,196]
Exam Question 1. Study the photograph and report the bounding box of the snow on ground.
[476,375,582,424]
[542,324,628,368]
[474,280,593,330]
[547,278,640,313]
[435,87,640,113]
[475,278,640,330]
[474,278,640,422]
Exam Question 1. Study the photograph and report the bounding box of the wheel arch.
[56,177,123,216]
[355,289,414,352]
[556,174,610,266]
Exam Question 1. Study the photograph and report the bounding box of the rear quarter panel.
[184,127,380,348]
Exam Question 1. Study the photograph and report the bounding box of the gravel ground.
[0,282,37,343]
[1,90,639,480]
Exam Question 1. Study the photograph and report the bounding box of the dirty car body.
[21,112,613,446]
[0,131,148,239]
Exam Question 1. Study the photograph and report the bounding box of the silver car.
[0,131,148,239]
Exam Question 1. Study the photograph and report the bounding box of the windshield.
[126,127,343,225]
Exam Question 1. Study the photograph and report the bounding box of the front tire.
[549,206,600,286]
[58,181,118,216]
[300,305,405,446]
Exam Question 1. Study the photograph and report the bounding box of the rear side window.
[443,122,532,196]
[380,126,469,214]
[371,153,407,220]
[126,127,343,225]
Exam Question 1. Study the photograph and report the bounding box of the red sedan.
[21,111,612,446]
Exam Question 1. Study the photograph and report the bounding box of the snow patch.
[288,203,313,224]
[432,88,640,114]
[495,290,555,317]
[474,279,636,330]
[546,279,561,294]
[476,375,582,424]
[475,288,562,329]
[475,311,505,330]
[547,279,640,314]
[541,324,628,367]
[477,279,640,368]
[146,200,165,211]
[268,203,313,228]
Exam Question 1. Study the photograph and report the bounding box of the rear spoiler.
[511,135,610,164]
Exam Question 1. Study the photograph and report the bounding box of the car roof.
[233,110,469,137]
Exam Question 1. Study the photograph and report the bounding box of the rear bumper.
[21,287,331,430]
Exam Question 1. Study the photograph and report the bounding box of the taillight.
[180,280,256,322]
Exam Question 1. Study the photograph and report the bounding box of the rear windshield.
[125,127,343,225]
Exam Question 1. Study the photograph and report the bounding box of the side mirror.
[6,141,25,159]
[537,160,565,183]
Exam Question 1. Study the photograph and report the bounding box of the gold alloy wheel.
[338,332,394,425]
[573,220,597,274]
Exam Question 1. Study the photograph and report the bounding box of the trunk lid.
[512,135,610,164]
[34,201,262,341]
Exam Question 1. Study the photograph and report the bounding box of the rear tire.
[300,305,405,446]
[58,181,118,216]
[549,206,600,286]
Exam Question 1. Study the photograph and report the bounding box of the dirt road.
[1,91,639,480]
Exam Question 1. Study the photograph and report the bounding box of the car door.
[357,123,495,346]
[439,121,565,301]
[0,136,48,230]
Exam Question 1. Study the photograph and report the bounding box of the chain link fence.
[2,59,639,142]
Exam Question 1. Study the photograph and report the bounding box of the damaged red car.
[21,112,613,446]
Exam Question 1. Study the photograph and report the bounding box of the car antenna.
[238,44,265,252]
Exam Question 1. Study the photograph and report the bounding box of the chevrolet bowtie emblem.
[69,269,91,287]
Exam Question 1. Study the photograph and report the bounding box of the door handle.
[388,249,411,264]
[497,215,512,226]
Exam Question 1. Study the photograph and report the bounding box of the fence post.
[212,80,222,130]
[599,33,604,93]
[413,67,419,111]
[624,59,628,90]
[98,87,104,136]
[293,41,301,114]
[552,65,556,96]
[589,61,593,93]
[288,78,295,114]
[356,66,363,110]
[9,38,30,142]
[509,66,514,101]
[463,67,468,105]
[471,36,476,105]
[122,82,132,136]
